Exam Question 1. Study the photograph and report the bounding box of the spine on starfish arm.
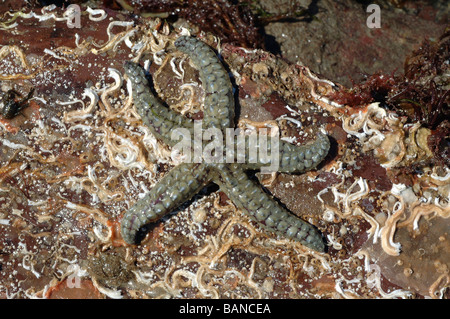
[121,163,212,244]
[123,61,194,147]
[174,36,235,130]
[215,164,326,252]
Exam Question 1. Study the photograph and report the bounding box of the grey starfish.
[120,36,330,252]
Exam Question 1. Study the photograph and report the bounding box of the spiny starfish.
[121,36,330,252]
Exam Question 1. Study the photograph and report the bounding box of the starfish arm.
[214,164,326,252]
[233,132,330,173]
[275,132,330,173]
[175,36,235,130]
[121,163,212,244]
[123,61,194,146]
